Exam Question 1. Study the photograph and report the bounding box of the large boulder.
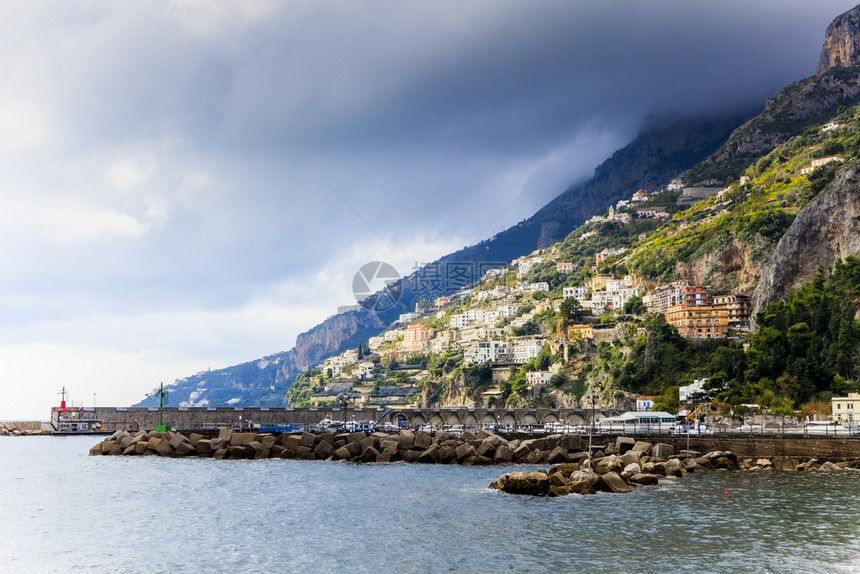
[314,441,334,459]
[492,471,550,496]
[175,442,196,457]
[616,437,636,455]
[413,432,432,450]
[664,458,685,477]
[547,446,569,464]
[455,443,475,462]
[332,446,353,461]
[550,463,580,479]
[360,446,380,463]
[512,443,533,462]
[299,433,316,448]
[628,473,661,486]
[650,443,674,461]
[621,451,641,467]
[283,435,301,452]
[476,440,496,459]
[593,455,624,475]
[773,457,800,471]
[494,444,514,463]
[437,445,457,464]
[397,431,415,451]
[594,472,631,493]
[631,441,653,454]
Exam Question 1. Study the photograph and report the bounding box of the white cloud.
[0,100,53,150]
[103,157,154,190]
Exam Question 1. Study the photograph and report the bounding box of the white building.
[497,305,519,319]
[383,329,404,342]
[527,371,553,388]
[464,340,509,365]
[679,378,707,403]
[354,362,375,381]
[562,286,588,300]
[367,336,384,351]
[509,338,546,364]
[636,396,655,411]
[398,312,421,323]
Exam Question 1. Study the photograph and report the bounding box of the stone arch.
[410,413,426,426]
[566,413,586,426]
[481,413,498,425]
[541,413,559,424]
[501,414,517,426]
[520,413,539,426]
[394,413,409,427]
[446,413,462,425]
[463,413,478,425]
[429,414,444,426]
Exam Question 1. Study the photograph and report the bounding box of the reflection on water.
[2,437,860,573]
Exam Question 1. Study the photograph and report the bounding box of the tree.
[623,295,646,315]
[559,297,585,323]
[771,398,795,430]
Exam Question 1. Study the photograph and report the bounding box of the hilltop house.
[526,371,553,388]
[800,154,846,175]
[636,396,655,411]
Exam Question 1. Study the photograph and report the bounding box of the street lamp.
[587,392,599,455]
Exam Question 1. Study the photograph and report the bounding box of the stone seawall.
[640,435,860,460]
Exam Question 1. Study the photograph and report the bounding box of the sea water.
[2,436,860,573]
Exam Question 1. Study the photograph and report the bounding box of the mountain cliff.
[752,166,860,313]
[818,5,860,75]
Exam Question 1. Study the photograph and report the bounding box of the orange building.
[665,304,728,339]
[400,324,434,353]
[712,294,751,330]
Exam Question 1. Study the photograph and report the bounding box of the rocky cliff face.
[752,166,860,313]
[818,4,860,75]
[530,115,740,247]
[688,68,860,182]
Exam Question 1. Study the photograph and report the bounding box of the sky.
[1,0,856,420]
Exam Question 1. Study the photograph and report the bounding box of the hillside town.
[297,184,753,414]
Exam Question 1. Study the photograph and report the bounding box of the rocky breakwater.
[1,422,52,436]
[490,436,860,497]
[91,427,596,464]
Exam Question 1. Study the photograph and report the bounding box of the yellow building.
[665,304,728,339]
[591,274,611,291]
[567,324,594,339]
[831,393,860,422]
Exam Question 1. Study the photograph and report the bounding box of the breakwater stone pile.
[90,427,591,463]
[1,422,52,436]
[490,438,860,497]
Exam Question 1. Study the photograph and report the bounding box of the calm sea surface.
[2,436,860,573]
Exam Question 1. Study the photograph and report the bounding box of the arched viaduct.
[51,406,615,432]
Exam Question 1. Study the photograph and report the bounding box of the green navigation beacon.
[154,382,171,433]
